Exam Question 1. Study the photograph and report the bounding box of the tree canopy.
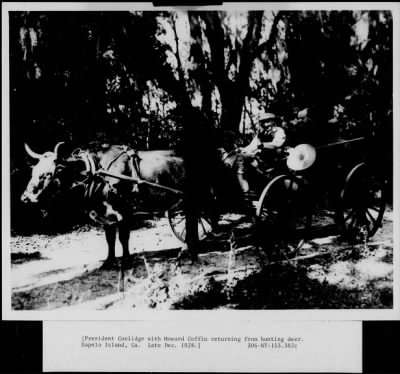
[9,10,393,233]
[10,11,392,148]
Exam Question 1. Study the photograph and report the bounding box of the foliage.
[10,10,393,145]
[9,10,393,232]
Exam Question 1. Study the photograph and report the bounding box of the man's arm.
[241,135,261,156]
[264,127,286,149]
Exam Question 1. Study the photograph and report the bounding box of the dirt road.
[9,209,393,310]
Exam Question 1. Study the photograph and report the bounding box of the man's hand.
[241,135,261,156]
[271,127,286,147]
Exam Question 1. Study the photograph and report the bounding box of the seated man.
[217,114,287,212]
[242,112,287,156]
[241,112,287,171]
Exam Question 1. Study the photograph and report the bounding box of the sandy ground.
[9,208,393,310]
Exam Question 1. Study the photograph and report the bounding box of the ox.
[21,142,185,267]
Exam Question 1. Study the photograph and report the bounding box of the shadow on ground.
[10,209,393,310]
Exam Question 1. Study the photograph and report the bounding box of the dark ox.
[21,142,184,266]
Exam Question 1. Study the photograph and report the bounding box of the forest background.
[8,10,393,233]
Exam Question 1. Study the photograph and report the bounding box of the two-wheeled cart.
[98,136,386,248]
[255,137,386,249]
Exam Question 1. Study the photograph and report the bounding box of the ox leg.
[118,221,130,260]
[104,225,117,266]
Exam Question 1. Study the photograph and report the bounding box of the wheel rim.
[167,200,213,243]
[339,163,385,238]
[256,174,311,248]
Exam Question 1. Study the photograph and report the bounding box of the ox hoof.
[121,256,131,268]
[101,258,118,270]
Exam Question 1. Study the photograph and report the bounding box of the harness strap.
[80,152,92,175]
[72,146,145,199]
[74,150,97,176]
[129,149,142,177]
[105,146,130,171]
[69,149,101,200]
[88,153,96,174]
[126,148,142,193]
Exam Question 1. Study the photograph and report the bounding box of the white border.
[2,2,399,321]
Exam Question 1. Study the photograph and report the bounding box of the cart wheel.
[337,162,385,239]
[256,174,312,250]
[167,199,213,243]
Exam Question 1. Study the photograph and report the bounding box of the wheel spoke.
[367,206,382,214]
[173,215,186,226]
[344,209,357,223]
[362,212,372,229]
[203,217,213,226]
[347,210,360,230]
[257,175,311,248]
[340,164,385,239]
[261,207,278,218]
[364,213,374,234]
[199,218,207,235]
[365,209,378,225]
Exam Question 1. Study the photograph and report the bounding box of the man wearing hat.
[216,113,287,213]
[242,112,287,157]
[237,112,287,210]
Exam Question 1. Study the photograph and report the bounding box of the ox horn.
[53,141,65,155]
[24,143,42,159]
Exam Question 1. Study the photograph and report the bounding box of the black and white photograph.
[2,3,397,316]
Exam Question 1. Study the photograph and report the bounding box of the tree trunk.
[201,11,263,133]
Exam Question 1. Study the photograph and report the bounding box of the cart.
[98,136,386,248]
[168,136,386,248]
[255,137,386,249]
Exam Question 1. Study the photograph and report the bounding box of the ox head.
[21,142,67,204]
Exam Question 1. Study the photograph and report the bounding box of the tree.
[9,10,393,234]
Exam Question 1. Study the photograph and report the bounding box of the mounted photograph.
[2,4,397,318]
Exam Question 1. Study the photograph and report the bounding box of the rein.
[68,149,106,200]
[104,146,142,193]
[105,148,128,171]
[71,148,97,176]
[68,147,142,199]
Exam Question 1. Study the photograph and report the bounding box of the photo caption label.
[44,320,361,372]
[80,333,304,350]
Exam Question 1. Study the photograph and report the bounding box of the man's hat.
[258,112,277,125]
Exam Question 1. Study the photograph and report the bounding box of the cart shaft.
[97,170,184,195]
